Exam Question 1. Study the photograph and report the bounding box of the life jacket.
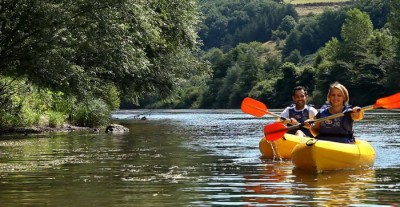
[287,104,314,137]
[316,105,354,143]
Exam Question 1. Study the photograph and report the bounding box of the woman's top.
[316,105,355,143]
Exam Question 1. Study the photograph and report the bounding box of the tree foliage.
[312,8,396,106]
[198,0,298,50]
[353,0,390,28]
[0,0,206,104]
[187,1,398,109]
[341,9,373,47]
[283,10,347,58]
[200,42,267,108]
[1,0,211,127]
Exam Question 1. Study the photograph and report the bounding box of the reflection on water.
[291,169,377,206]
[0,109,399,206]
[191,160,380,206]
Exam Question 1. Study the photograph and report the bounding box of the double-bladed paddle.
[241,97,289,121]
[264,92,400,141]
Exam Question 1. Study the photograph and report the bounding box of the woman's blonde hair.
[326,82,349,105]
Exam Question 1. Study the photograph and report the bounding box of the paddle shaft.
[243,102,288,121]
[257,106,287,120]
[286,105,374,131]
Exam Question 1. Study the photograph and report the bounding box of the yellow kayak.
[259,133,304,159]
[259,134,376,172]
[291,138,376,172]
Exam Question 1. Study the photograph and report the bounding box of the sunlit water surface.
[0,109,399,206]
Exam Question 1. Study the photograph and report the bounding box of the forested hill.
[147,0,398,109]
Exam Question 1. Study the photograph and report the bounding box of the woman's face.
[329,88,345,106]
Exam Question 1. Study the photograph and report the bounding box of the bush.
[103,84,120,111]
[0,113,20,129]
[51,92,76,114]
[0,76,112,129]
[69,98,111,127]
[48,111,66,128]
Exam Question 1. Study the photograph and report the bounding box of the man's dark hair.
[292,86,308,96]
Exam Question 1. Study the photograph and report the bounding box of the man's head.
[292,86,308,109]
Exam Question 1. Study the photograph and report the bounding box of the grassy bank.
[285,0,351,16]
[285,0,349,4]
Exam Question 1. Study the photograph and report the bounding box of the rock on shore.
[105,124,130,134]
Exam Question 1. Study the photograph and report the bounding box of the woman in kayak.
[305,82,364,143]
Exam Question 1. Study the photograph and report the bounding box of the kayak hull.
[259,134,304,159]
[259,133,376,172]
[291,138,376,172]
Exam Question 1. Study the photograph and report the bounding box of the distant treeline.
[143,0,399,109]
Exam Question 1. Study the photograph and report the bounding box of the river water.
[0,109,399,206]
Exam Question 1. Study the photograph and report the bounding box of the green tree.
[282,30,301,57]
[283,9,346,58]
[272,15,297,40]
[313,7,396,106]
[386,0,400,93]
[1,0,212,127]
[199,42,267,108]
[274,62,298,106]
[341,8,373,49]
[354,0,390,28]
[0,0,205,105]
[284,49,301,64]
[278,15,297,33]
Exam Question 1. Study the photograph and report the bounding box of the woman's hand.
[352,106,361,113]
[351,106,364,121]
[289,118,298,125]
[303,119,313,129]
[304,119,320,137]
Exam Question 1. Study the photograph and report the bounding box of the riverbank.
[0,125,99,136]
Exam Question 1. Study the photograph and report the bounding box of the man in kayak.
[305,82,364,143]
[279,86,318,137]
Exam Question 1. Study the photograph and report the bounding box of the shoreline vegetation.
[0,123,129,137]
[0,1,201,135]
[0,84,119,137]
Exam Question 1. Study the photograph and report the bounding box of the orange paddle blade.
[374,92,400,109]
[241,97,268,117]
[264,122,288,141]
